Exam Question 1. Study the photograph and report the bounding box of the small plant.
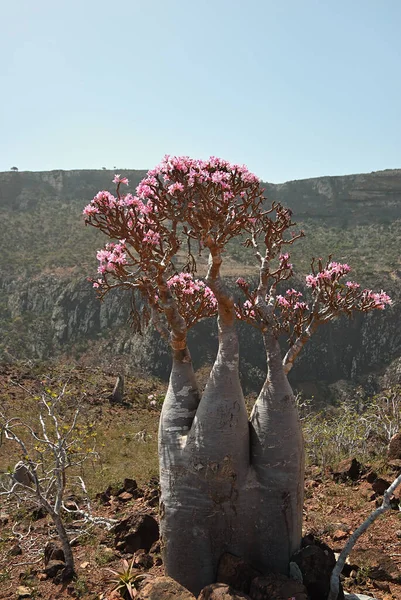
[107,558,151,599]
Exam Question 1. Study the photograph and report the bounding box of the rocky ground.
[1,363,401,599]
[1,463,401,600]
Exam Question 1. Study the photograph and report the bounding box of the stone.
[333,530,348,542]
[43,559,66,578]
[333,458,361,482]
[31,506,47,520]
[16,587,32,599]
[118,491,134,502]
[133,549,154,569]
[388,432,401,460]
[250,573,308,600]
[216,553,260,594]
[44,541,65,564]
[365,471,378,484]
[0,512,10,525]
[371,477,391,495]
[113,513,159,554]
[9,544,23,556]
[291,535,345,600]
[198,582,252,599]
[348,548,400,582]
[123,478,138,493]
[137,576,195,599]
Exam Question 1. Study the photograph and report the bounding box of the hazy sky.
[1,0,400,182]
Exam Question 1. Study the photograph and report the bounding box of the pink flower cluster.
[167,273,216,304]
[306,262,351,287]
[96,241,127,274]
[83,191,118,215]
[276,289,308,312]
[362,289,392,310]
[135,155,259,205]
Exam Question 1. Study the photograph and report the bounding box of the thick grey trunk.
[248,332,304,574]
[159,320,249,595]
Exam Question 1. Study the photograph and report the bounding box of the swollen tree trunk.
[159,317,249,595]
[248,331,305,574]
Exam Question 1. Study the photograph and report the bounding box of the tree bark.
[159,316,249,595]
[248,331,305,574]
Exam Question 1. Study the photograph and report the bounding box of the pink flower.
[113,174,129,185]
[83,204,99,216]
[306,274,317,287]
[236,278,247,286]
[168,182,185,195]
[276,295,290,307]
[346,281,360,290]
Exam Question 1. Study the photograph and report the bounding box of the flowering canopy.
[84,156,391,364]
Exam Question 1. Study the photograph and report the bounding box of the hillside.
[0,168,400,401]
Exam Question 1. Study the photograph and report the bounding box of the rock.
[388,432,401,460]
[371,477,391,495]
[333,458,361,482]
[348,548,400,582]
[31,506,47,520]
[364,471,378,484]
[0,512,10,525]
[16,587,32,599]
[249,573,308,600]
[43,559,66,578]
[198,583,252,599]
[216,553,260,594]
[344,595,379,600]
[113,513,159,554]
[80,561,90,569]
[144,487,159,506]
[133,549,154,569]
[9,544,23,556]
[333,530,348,542]
[137,576,195,599]
[292,535,345,600]
[118,491,134,502]
[123,478,138,493]
[44,541,65,564]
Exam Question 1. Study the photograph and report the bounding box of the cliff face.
[0,167,400,400]
[265,169,401,226]
[1,273,400,400]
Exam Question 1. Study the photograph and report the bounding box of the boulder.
[43,560,66,578]
[388,432,401,460]
[291,535,344,600]
[198,583,252,599]
[249,573,308,600]
[348,548,400,582]
[44,541,65,565]
[371,477,391,495]
[216,553,260,593]
[113,513,159,553]
[333,458,361,482]
[137,576,195,599]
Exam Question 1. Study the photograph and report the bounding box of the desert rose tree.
[84,156,391,595]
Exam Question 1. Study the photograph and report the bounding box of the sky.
[1,0,400,183]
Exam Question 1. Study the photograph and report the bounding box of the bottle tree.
[84,156,391,595]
